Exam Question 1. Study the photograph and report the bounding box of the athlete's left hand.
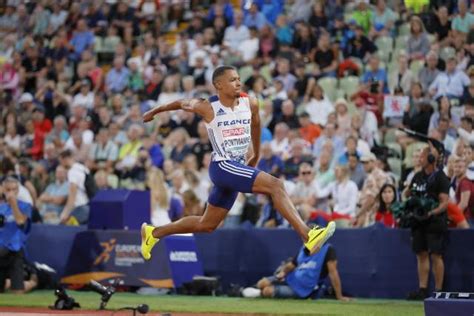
[247,155,259,167]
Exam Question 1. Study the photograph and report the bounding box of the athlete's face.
[217,70,241,98]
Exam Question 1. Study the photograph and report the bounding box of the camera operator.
[0,177,32,294]
[406,145,449,300]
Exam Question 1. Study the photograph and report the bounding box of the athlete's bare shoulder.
[183,98,214,123]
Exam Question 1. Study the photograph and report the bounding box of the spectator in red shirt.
[453,156,474,222]
[375,183,397,228]
[298,112,321,145]
[30,106,52,160]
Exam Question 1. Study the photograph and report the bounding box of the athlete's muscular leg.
[151,204,228,239]
[252,172,310,241]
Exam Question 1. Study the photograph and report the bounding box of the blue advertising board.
[61,230,203,288]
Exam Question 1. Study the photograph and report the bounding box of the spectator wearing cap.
[298,112,321,145]
[354,152,392,227]
[429,57,470,99]
[418,51,441,93]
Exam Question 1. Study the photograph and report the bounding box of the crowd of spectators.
[0,0,473,231]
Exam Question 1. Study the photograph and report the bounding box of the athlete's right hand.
[143,110,155,123]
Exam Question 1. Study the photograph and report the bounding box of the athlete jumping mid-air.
[141,66,335,260]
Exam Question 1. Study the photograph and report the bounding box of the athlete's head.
[212,66,241,98]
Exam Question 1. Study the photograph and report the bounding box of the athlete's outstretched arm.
[143,98,214,123]
[247,97,261,167]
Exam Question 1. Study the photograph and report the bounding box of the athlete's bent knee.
[263,177,284,195]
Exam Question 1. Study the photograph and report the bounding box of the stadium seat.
[375,36,394,55]
[386,142,402,158]
[94,36,103,53]
[388,157,402,182]
[376,50,391,63]
[348,57,363,74]
[410,59,425,76]
[440,46,456,61]
[394,35,408,50]
[339,76,360,98]
[391,48,407,63]
[335,89,346,100]
[346,101,358,115]
[384,128,398,144]
[318,77,338,102]
[239,66,254,84]
[398,23,411,36]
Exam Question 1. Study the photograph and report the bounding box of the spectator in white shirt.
[429,57,470,99]
[303,84,334,127]
[223,11,250,52]
[270,122,290,158]
[317,165,359,227]
[72,80,94,109]
[58,150,90,225]
[458,116,474,145]
[238,27,259,62]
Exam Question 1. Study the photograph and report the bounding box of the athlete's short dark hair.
[212,65,236,84]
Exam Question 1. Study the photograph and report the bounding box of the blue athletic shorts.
[208,160,260,210]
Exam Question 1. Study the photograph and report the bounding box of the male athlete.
[141,66,335,260]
